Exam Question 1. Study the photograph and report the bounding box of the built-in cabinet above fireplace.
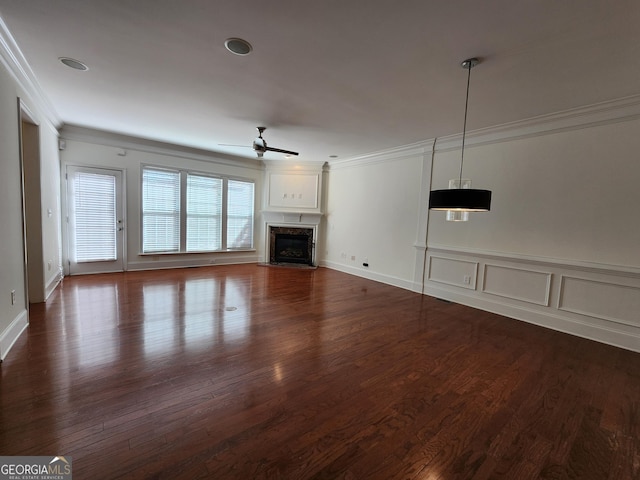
[262,161,327,266]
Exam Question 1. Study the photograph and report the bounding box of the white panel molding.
[428,255,478,290]
[0,17,60,127]
[423,282,640,353]
[267,173,319,210]
[60,125,263,171]
[434,94,640,152]
[482,264,552,307]
[419,246,640,352]
[0,309,28,361]
[428,244,640,277]
[558,275,640,328]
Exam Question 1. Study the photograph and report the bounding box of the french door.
[67,166,125,274]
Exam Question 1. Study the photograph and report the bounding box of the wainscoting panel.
[422,247,640,352]
[482,264,552,306]
[428,256,478,290]
[559,276,640,328]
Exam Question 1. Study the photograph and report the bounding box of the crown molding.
[262,159,328,172]
[328,140,434,171]
[0,16,60,127]
[434,94,640,152]
[328,94,640,169]
[60,124,264,171]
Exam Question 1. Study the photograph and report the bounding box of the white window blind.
[227,179,254,249]
[73,172,117,262]
[142,168,180,253]
[141,166,254,253]
[186,174,223,252]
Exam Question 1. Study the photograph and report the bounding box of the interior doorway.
[18,101,42,304]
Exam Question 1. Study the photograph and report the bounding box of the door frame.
[63,164,127,275]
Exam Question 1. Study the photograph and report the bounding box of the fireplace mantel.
[261,211,323,225]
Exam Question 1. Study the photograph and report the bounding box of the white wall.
[59,129,264,272]
[0,62,62,359]
[429,120,640,266]
[323,99,640,352]
[323,146,428,290]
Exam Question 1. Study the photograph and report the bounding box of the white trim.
[434,94,640,152]
[0,310,28,361]
[423,283,640,353]
[428,255,478,290]
[558,275,640,328]
[44,269,63,301]
[321,260,416,291]
[481,263,552,307]
[126,255,259,272]
[327,95,640,170]
[427,244,640,277]
[0,17,60,127]
[60,125,263,171]
[328,141,433,170]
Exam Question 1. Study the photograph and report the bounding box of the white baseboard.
[44,269,63,301]
[423,283,640,353]
[422,248,640,353]
[0,310,29,361]
[127,254,260,271]
[321,260,415,291]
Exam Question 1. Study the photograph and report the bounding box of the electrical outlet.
[11,290,16,305]
[463,275,471,285]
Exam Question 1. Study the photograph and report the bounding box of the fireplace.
[269,226,314,266]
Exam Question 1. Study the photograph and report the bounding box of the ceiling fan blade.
[218,144,252,148]
[265,146,299,156]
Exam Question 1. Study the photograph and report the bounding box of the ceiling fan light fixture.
[224,38,252,56]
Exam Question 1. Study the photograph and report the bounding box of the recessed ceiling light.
[59,57,89,71]
[224,38,252,56]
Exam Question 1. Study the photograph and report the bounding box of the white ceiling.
[1,0,639,163]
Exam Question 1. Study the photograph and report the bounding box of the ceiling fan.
[221,127,299,158]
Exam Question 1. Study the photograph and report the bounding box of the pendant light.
[429,58,492,213]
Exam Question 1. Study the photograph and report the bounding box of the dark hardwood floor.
[1,264,639,479]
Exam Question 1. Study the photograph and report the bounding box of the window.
[142,169,180,253]
[142,166,254,253]
[227,179,254,249]
[186,174,222,252]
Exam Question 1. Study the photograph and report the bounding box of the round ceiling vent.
[59,57,89,71]
[224,38,252,56]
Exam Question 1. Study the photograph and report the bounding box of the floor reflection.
[67,282,120,368]
[141,275,251,358]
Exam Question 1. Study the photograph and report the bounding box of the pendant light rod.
[428,56,491,214]
[459,57,479,185]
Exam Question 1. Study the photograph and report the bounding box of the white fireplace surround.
[263,212,321,266]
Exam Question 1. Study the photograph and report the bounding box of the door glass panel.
[73,171,117,262]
